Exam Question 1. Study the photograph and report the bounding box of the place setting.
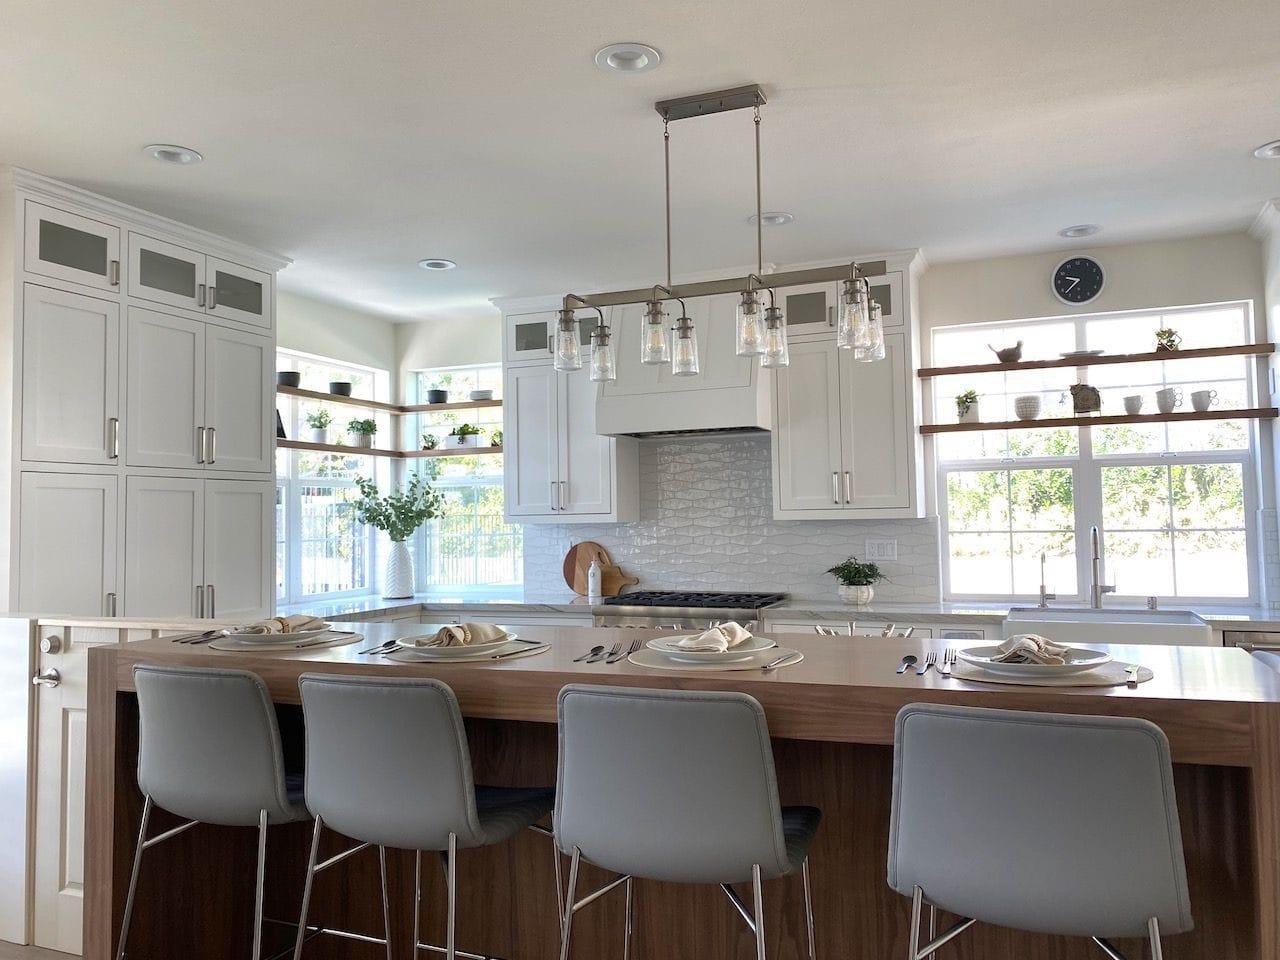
[188,615,364,652]
[625,621,803,672]
[941,634,1152,688]
[374,622,550,663]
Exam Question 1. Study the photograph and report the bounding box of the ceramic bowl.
[276,371,301,388]
[328,381,353,396]
[1014,395,1041,420]
[426,389,448,404]
[469,389,494,401]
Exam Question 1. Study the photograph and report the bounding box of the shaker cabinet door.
[558,371,613,515]
[23,200,121,292]
[123,476,204,618]
[205,325,273,473]
[124,307,205,469]
[17,472,118,617]
[204,481,273,620]
[21,285,120,464]
[773,339,844,511]
[205,256,272,330]
[503,364,559,517]
[840,332,912,510]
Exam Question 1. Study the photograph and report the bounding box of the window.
[276,350,389,603]
[409,365,522,596]
[934,302,1258,602]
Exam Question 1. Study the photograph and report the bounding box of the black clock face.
[1053,257,1104,304]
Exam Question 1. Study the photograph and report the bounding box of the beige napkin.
[672,622,753,653]
[992,634,1070,665]
[236,615,327,635]
[419,622,510,647]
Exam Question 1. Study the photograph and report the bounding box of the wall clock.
[1052,256,1105,305]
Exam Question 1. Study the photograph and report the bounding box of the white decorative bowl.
[839,584,874,605]
[1014,395,1041,420]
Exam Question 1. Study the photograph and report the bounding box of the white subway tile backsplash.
[522,434,941,603]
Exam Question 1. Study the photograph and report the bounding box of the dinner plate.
[226,624,334,642]
[646,634,776,663]
[957,644,1112,677]
[1059,350,1105,359]
[392,632,517,658]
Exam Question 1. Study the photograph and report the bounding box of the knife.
[490,643,548,660]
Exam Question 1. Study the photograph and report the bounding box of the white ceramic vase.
[839,584,874,605]
[957,403,979,424]
[383,541,414,599]
[351,433,374,449]
[310,427,328,443]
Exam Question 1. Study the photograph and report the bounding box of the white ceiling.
[3,0,1279,323]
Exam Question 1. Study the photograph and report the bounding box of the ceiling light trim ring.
[594,43,662,74]
[143,143,203,165]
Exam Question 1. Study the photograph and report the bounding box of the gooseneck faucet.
[1089,525,1116,609]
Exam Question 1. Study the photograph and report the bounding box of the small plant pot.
[277,371,301,388]
[309,428,329,444]
[444,434,476,449]
[957,404,979,424]
[839,584,875,606]
[426,389,449,404]
[351,433,374,449]
[1013,395,1041,421]
[328,381,353,396]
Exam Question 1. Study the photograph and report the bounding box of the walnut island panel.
[84,624,1280,960]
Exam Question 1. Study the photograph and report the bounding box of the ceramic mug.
[1190,389,1218,412]
[1123,394,1144,415]
[1155,387,1183,414]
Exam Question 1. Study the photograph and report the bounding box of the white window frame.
[934,301,1262,606]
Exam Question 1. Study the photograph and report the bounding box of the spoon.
[574,645,605,663]
[896,655,917,675]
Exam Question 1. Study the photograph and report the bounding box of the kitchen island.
[85,624,1280,960]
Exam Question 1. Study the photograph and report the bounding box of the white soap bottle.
[587,558,603,600]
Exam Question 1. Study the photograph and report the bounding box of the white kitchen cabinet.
[20,284,120,464]
[840,332,912,510]
[16,473,118,616]
[773,338,844,511]
[503,309,599,364]
[205,255,272,330]
[778,281,840,335]
[766,619,854,636]
[125,306,272,473]
[23,200,120,292]
[504,361,637,522]
[127,232,206,312]
[865,271,905,329]
[124,476,273,619]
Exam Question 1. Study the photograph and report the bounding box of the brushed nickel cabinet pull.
[107,417,120,459]
[108,260,120,286]
[207,284,218,309]
[207,427,217,464]
[832,472,840,505]
[195,584,205,618]
[197,283,206,307]
[196,426,206,463]
[844,470,852,504]
[207,584,215,618]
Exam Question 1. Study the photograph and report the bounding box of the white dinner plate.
[957,644,1112,677]
[226,624,334,642]
[1059,350,1105,359]
[646,634,776,663]
[392,632,517,658]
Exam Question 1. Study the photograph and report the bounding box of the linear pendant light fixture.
[553,84,886,376]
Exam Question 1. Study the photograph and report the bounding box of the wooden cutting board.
[563,542,637,597]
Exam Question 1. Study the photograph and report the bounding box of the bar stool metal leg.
[379,846,393,960]
[927,903,937,960]
[446,833,458,960]
[907,886,923,960]
[751,863,766,960]
[414,851,423,957]
[1149,917,1164,960]
[115,795,154,960]
[801,857,816,960]
[253,809,269,960]
[558,847,581,960]
[293,816,324,960]
[622,877,634,960]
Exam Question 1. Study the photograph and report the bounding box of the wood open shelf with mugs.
[920,406,1279,435]
[916,342,1276,379]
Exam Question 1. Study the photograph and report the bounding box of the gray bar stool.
[888,702,1193,960]
[555,684,821,960]
[1254,650,1280,673]
[295,673,558,960]
[120,664,310,960]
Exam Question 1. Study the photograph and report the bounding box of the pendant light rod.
[664,117,672,288]
[754,103,763,277]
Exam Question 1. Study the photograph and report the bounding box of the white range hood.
[594,295,772,437]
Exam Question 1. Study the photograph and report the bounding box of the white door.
[17,473,118,616]
[774,339,845,511]
[205,325,273,473]
[504,364,559,517]
[21,284,120,464]
[124,476,204,617]
[558,372,613,515]
[125,307,205,468]
[841,332,912,510]
[205,256,272,330]
[205,481,273,620]
[23,200,121,292]
[127,232,206,312]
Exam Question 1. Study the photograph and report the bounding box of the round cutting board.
[562,541,637,596]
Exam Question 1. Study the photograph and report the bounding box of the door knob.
[39,636,62,655]
[32,668,61,688]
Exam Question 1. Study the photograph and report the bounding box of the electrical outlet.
[865,538,897,561]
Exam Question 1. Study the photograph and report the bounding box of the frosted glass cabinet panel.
[128,233,205,311]
[206,256,271,329]
[23,201,120,292]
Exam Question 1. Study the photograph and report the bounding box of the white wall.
[396,310,503,387]
[277,290,398,382]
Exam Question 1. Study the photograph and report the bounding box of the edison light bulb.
[671,316,700,376]
[760,306,790,368]
[553,309,582,371]
[735,290,763,356]
[589,326,616,382]
[640,301,670,364]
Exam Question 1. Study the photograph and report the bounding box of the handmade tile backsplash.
[521,434,941,602]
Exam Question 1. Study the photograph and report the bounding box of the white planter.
[838,584,875,605]
[309,427,328,444]
[957,404,980,424]
[351,433,374,449]
[444,434,478,449]
[383,541,414,599]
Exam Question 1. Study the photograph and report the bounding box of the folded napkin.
[418,622,510,647]
[236,615,328,635]
[671,622,753,653]
[992,634,1070,665]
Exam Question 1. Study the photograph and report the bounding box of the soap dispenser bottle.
[587,558,603,600]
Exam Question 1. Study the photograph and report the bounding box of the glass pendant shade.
[589,325,617,382]
[640,300,671,364]
[857,301,886,362]
[837,280,870,351]
[553,309,582,371]
[759,306,790,368]
[671,315,700,376]
[735,290,764,356]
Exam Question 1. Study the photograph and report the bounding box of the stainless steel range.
[591,591,788,631]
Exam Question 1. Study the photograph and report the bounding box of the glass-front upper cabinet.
[128,233,206,311]
[206,256,272,330]
[778,281,839,334]
[503,309,599,363]
[865,271,905,329]
[23,201,121,292]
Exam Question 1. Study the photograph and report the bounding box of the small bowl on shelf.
[276,371,301,388]
[328,381,353,396]
[426,389,448,404]
[469,389,494,401]
[1014,395,1042,421]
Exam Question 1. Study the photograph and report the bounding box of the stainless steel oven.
[590,591,787,632]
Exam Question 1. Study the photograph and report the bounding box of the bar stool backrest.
[133,664,297,827]
[298,674,485,850]
[555,684,791,884]
[888,702,1193,939]
[1254,650,1280,674]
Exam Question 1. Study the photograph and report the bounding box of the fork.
[607,638,642,664]
[940,647,957,677]
[916,651,937,676]
[590,642,621,663]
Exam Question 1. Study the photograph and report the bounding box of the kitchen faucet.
[1089,525,1116,608]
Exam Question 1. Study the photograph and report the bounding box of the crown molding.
[1249,198,1280,244]
[4,166,292,274]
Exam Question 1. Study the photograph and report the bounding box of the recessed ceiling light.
[418,258,457,271]
[748,211,795,227]
[594,43,662,74]
[1254,139,1280,160]
[1058,224,1101,239]
[143,144,203,165]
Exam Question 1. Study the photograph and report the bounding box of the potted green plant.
[827,556,886,606]
[1155,327,1181,352]
[421,433,439,450]
[490,429,503,448]
[353,476,443,599]
[444,423,482,449]
[347,417,377,448]
[305,408,332,444]
[955,389,980,424]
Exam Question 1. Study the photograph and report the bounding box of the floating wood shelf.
[276,385,502,415]
[917,343,1275,379]
[920,407,1278,435]
[276,438,502,459]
